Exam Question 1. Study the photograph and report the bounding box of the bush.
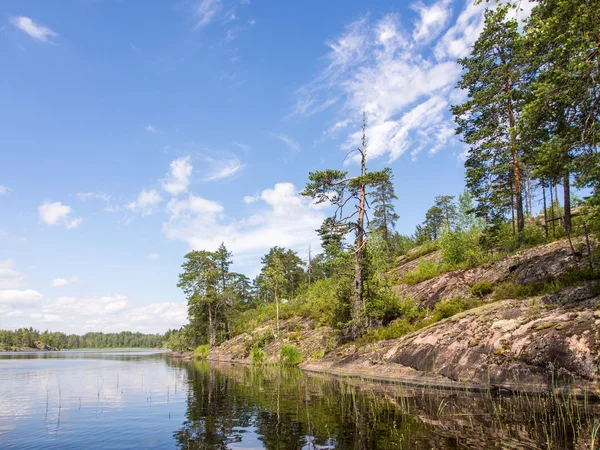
[432,297,477,322]
[368,292,420,324]
[296,278,349,327]
[280,344,303,366]
[194,344,210,359]
[495,222,548,253]
[356,319,416,345]
[251,347,266,365]
[402,259,443,285]
[311,349,326,360]
[253,330,274,349]
[471,281,493,298]
[286,331,302,342]
[439,228,484,269]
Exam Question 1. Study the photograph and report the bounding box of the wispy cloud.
[148,253,160,260]
[269,133,301,153]
[412,0,453,44]
[202,155,244,181]
[38,201,82,229]
[194,0,223,29]
[0,185,10,195]
[146,124,156,133]
[292,0,503,162]
[10,16,57,42]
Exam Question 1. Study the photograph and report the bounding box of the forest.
[0,328,168,350]
[165,0,600,353]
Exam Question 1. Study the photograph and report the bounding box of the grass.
[493,267,600,301]
[401,259,443,285]
[251,347,266,365]
[471,281,494,298]
[280,344,303,366]
[357,297,483,345]
[194,344,210,359]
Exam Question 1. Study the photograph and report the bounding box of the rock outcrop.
[304,282,599,394]
[396,239,594,308]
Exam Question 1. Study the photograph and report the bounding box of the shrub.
[253,330,274,349]
[286,331,302,342]
[280,344,303,366]
[251,347,266,365]
[194,344,210,359]
[356,319,416,345]
[402,259,443,285]
[297,278,349,327]
[439,228,484,269]
[432,297,477,322]
[311,349,326,360]
[368,292,420,323]
[471,281,493,298]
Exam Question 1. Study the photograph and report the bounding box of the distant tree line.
[0,328,167,350]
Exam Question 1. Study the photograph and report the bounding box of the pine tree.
[452,5,526,241]
[370,167,399,244]
[521,0,600,232]
[301,115,390,338]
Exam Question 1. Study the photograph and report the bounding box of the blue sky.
[0,0,533,334]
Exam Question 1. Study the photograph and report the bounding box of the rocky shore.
[205,239,599,394]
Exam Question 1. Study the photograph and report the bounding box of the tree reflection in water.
[172,360,599,449]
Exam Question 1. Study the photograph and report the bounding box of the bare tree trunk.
[550,181,556,239]
[542,180,548,242]
[563,173,572,235]
[208,303,215,348]
[511,190,515,237]
[506,77,524,242]
[381,184,388,243]
[275,284,280,337]
[351,117,367,340]
[307,245,312,287]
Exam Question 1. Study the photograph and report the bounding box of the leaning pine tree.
[301,114,391,338]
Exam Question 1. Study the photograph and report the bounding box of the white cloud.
[434,0,485,60]
[146,124,156,133]
[10,16,57,42]
[294,1,503,162]
[412,0,452,44]
[0,185,9,195]
[269,133,301,153]
[148,253,160,260]
[76,192,110,202]
[30,313,61,323]
[126,189,163,215]
[202,155,244,181]
[0,260,26,289]
[161,156,193,195]
[56,293,128,317]
[38,201,82,229]
[194,0,223,29]
[0,289,44,308]
[163,182,325,274]
[50,276,80,288]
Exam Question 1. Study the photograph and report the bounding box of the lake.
[0,351,598,449]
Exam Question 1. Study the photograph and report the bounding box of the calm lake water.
[0,351,598,449]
